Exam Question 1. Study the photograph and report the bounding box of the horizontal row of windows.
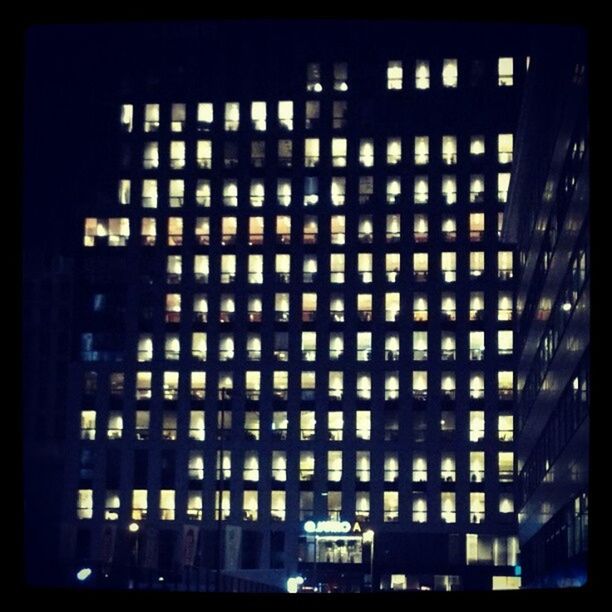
[77,487,512,524]
[132,135,513,170]
[86,369,513,402]
[118,58,516,131]
[116,329,513,363]
[79,408,511,444]
[86,212,509,249]
[112,174,513,209]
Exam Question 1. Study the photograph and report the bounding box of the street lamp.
[362,529,375,592]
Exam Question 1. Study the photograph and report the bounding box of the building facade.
[49,22,537,592]
[503,29,589,589]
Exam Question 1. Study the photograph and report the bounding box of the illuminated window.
[499,494,514,514]
[197,102,213,131]
[105,491,120,520]
[358,293,373,322]
[387,60,403,89]
[441,492,456,523]
[498,133,513,164]
[332,138,347,167]
[412,330,428,363]
[498,371,514,400]
[169,141,185,169]
[498,251,513,280]
[359,138,374,167]
[387,137,401,165]
[334,62,348,91]
[498,330,513,356]
[273,370,288,401]
[143,141,158,169]
[169,179,184,208]
[469,331,485,361]
[305,100,320,129]
[328,371,343,401]
[357,372,371,400]
[498,415,513,442]
[218,333,234,362]
[77,489,93,520]
[470,373,485,400]
[414,135,429,165]
[301,331,317,361]
[470,251,485,278]
[304,176,318,206]
[242,491,258,522]
[386,214,400,242]
[498,172,511,202]
[356,492,370,522]
[470,411,485,442]
[216,450,231,479]
[356,410,371,440]
[327,492,342,521]
[303,216,318,245]
[277,179,291,206]
[413,370,427,401]
[470,175,485,203]
[244,451,259,482]
[470,451,485,483]
[221,255,236,283]
[330,215,345,246]
[225,102,239,131]
[163,371,179,402]
[80,410,96,440]
[141,179,157,208]
[302,293,317,323]
[144,103,159,132]
[118,179,131,205]
[441,291,456,321]
[384,491,399,522]
[470,291,485,321]
[384,452,399,483]
[275,293,289,322]
[278,100,293,130]
[470,135,485,156]
[357,331,372,362]
[132,489,147,520]
[166,217,182,247]
[412,493,427,523]
[196,179,211,207]
[359,176,374,204]
[413,253,428,282]
[412,293,428,322]
[330,255,345,286]
[328,411,343,441]
[120,103,133,132]
[251,101,266,131]
[442,59,458,88]
[135,411,150,440]
[441,252,456,283]
[190,372,206,401]
[355,451,370,483]
[196,140,212,169]
[498,57,514,86]
[306,63,322,92]
[358,215,373,244]
[415,60,430,89]
[386,176,401,205]
[441,331,456,361]
[441,452,456,482]
[160,490,175,520]
[332,101,347,128]
[305,137,319,167]
[470,492,485,523]
[187,492,202,520]
[414,176,428,204]
[194,255,209,284]
[272,411,288,440]
[164,333,180,361]
[442,175,457,204]
[498,291,512,321]
[329,332,344,360]
[215,491,230,521]
[328,451,343,481]
[442,136,457,165]
[171,103,185,132]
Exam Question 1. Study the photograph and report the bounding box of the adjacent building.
[503,28,589,588]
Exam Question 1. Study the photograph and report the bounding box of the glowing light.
[562,302,572,312]
[76,568,92,581]
[128,522,140,533]
[362,529,374,544]
[159,576,165,582]
[286,577,299,593]
[314,83,322,92]
[304,519,351,534]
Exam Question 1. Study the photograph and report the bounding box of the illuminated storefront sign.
[303,520,362,535]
